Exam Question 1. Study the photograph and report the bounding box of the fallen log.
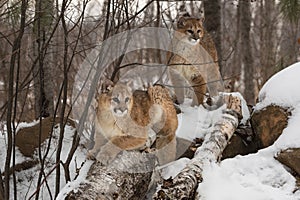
[65,151,156,200]
[153,94,243,199]
[251,105,290,148]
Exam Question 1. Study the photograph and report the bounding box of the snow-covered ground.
[1,62,300,199]
[0,122,92,199]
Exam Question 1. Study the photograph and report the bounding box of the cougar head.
[109,83,133,117]
[176,16,205,45]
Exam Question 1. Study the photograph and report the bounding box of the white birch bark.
[66,151,156,200]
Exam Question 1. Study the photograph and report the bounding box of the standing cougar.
[167,14,222,106]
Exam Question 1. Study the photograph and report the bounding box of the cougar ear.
[177,16,187,28]
[101,78,114,93]
[106,84,114,92]
[197,17,205,25]
[125,79,133,92]
[182,12,191,17]
[125,79,133,86]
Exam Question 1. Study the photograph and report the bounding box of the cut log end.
[251,105,290,148]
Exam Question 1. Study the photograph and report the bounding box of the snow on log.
[153,94,243,199]
[66,151,156,200]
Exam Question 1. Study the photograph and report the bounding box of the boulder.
[16,117,75,157]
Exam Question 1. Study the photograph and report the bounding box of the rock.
[276,148,300,176]
[251,105,290,148]
[16,117,75,157]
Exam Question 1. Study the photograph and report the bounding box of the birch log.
[153,94,242,199]
[66,151,156,200]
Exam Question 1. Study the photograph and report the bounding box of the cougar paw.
[87,151,97,160]
[96,148,118,166]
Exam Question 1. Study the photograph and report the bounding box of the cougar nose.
[120,108,127,113]
[114,108,128,115]
[193,34,199,40]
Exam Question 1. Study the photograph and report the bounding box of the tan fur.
[88,84,178,165]
[167,16,220,106]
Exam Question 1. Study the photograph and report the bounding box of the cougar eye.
[112,97,120,103]
[187,30,193,34]
[197,29,201,33]
[125,97,130,103]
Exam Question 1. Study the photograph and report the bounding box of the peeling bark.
[66,151,156,200]
[153,94,242,199]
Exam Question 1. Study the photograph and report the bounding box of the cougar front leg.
[96,141,122,165]
[169,70,186,104]
[87,128,107,160]
[190,73,206,106]
[154,135,176,165]
[97,135,148,165]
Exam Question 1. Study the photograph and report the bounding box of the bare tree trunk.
[155,0,162,64]
[240,0,255,105]
[279,21,299,69]
[230,2,241,92]
[55,0,69,196]
[4,1,28,199]
[260,0,277,85]
[33,0,54,118]
[0,170,4,200]
[32,1,56,199]
[153,94,242,199]
[203,0,222,73]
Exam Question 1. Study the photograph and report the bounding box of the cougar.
[88,83,178,165]
[167,14,222,106]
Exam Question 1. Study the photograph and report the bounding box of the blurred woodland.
[0,0,299,199]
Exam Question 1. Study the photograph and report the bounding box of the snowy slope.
[0,122,91,199]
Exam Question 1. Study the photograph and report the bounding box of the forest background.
[0,0,299,199]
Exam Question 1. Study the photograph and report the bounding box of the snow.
[255,62,300,110]
[56,160,93,199]
[196,147,299,200]
[195,62,300,200]
[15,120,40,132]
[160,157,190,180]
[198,157,297,200]
[1,62,300,199]
[175,99,225,142]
